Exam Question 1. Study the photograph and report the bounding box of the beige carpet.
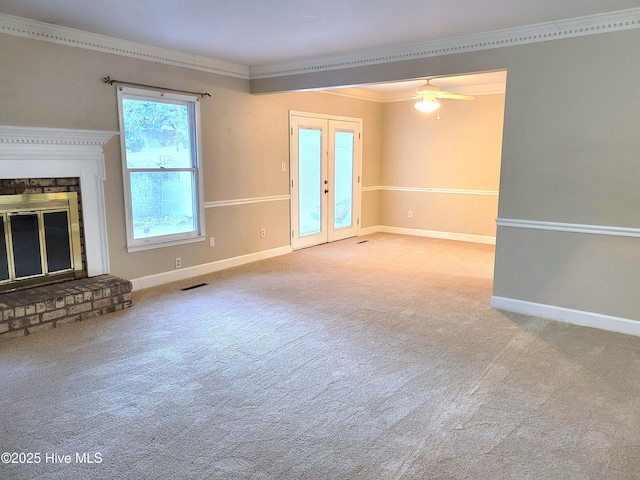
[1,233,639,479]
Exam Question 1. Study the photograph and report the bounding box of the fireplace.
[0,125,117,277]
[0,125,132,340]
[0,191,84,292]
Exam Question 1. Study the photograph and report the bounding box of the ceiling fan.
[413,80,475,113]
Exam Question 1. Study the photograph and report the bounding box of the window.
[117,87,205,251]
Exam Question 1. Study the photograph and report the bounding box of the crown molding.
[1,8,637,82]
[250,8,640,79]
[0,13,250,79]
[323,88,387,103]
[324,82,505,103]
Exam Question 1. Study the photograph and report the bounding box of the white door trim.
[289,111,362,250]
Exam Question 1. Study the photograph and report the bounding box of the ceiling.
[354,72,508,93]
[0,0,635,68]
[329,71,508,102]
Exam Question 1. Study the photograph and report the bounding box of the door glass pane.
[334,131,354,230]
[122,99,193,168]
[0,217,9,281]
[298,128,322,236]
[44,211,72,272]
[11,214,43,278]
[130,171,196,239]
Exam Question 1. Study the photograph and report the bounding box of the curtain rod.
[103,76,211,98]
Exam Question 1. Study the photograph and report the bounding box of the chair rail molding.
[496,218,640,238]
[204,195,290,209]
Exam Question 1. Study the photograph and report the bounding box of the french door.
[290,112,362,250]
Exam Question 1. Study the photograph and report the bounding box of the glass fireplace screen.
[0,192,83,292]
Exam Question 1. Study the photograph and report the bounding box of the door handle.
[324,189,329,194]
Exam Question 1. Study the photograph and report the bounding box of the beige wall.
[0,33,382,281]
[493,228,639,320]
[493,32,640,320]
[252,29,640,322]
[379,94,504,237]
[2,27,638,323]
[497,35,639,226]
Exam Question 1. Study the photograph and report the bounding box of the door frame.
[289,110,363,250]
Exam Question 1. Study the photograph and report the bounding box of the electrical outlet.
[175,257,182,269]
[260,228,266,238]
[209,237,215,247]
[408,211,413,218]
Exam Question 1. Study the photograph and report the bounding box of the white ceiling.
[0,0,636,67]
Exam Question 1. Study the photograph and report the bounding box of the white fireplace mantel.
[0,125,120,277]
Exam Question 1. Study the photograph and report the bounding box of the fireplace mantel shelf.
[0,125,119,145]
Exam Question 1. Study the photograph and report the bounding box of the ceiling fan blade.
[432,91,475,100]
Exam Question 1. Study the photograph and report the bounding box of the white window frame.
[117,86,206,252]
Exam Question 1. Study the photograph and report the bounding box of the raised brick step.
[0,275,132,341]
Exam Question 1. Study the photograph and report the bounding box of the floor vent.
[356,240,369,244]
[181,283,208,291]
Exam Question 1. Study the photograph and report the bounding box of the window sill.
[126,235,206,253]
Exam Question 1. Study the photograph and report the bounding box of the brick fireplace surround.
[0,125,132,341]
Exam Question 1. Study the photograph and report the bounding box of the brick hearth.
[0,275,132,341]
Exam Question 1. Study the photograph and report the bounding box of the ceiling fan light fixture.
[414,98,440,113]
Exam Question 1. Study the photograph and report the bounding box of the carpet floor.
[1,233,639,479]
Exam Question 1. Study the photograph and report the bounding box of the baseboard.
[131,245,293,291]
[491,296,640,337]
[132,226,492,290]
[361,225,496,245]
[359,225,381,236]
